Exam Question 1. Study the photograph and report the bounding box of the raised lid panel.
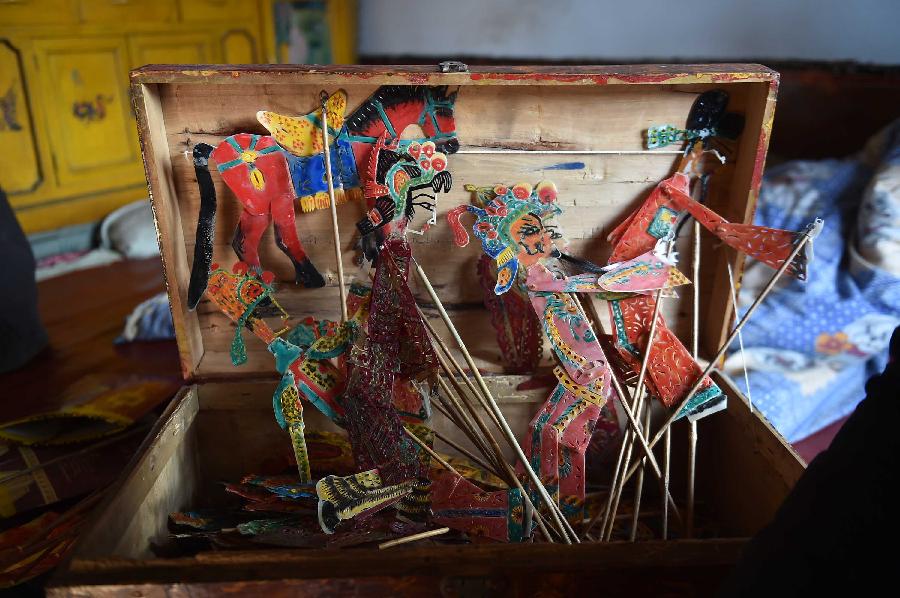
[131,65,777,379]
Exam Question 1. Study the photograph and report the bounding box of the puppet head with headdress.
[356,131,452,238]
[448,181,564,295]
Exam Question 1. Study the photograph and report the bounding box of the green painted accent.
[609,300,640,358]
[507,487,525,542]
[676,383,724,420]
[290,421,311,482]
[647,205,678,239]
[646,124,718,149]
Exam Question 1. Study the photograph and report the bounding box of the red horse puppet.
[187,85,459,309]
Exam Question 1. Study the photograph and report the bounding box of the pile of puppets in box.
[165,85,819,551]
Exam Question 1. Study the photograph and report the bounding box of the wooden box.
[49,64,804,596]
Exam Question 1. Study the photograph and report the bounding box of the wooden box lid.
[130,64,778,381]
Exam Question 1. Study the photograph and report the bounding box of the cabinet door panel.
[0,0,76,25]
[33,37,141,188]
[179,0,255,23]
[78,0,176,24]
[0,39,42,195]
[128,33,215,67]
[221,29,256,63]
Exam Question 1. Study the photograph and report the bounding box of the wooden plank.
[53,538,747,588]
[703,79,779,355]
[133,82,203,379]
[193,377,546,469]
[700,372,805,536]
[66,386,199,558]
[131,63,778,86]
[48,563,736,597]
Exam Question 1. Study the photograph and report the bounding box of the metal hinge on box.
[439,61,468,73]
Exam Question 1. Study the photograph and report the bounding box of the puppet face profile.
[357,132,452,237]
[508,210,564,267]
[449,180,563,294]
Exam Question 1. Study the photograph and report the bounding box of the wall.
[359,0,900,64]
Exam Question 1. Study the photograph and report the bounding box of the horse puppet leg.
[270,192,326,288]
[232,209,269,270]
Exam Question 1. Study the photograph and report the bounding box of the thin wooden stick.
[727,261,753,412]
[662,425,671,540]
[691,222,701,361]
[457,149,683,156]
[609,360,682,530]
[434,344,561,544]
[429,336,510,477]
[432,394,465,431]
[587,416,627,538]
[620,224,818,486]
[573,297,683,530]
[576,296,681,537]
[432,393,496,468]
[320,91,347,322]
[418,308,505,432]
[422,307,556,522]
[629,398,652,541]
[602,417,633,541]
[413,400,557,545]
[687,220,701,538]
[403,427,461,477]
[413,259,578,544]
[576,298,634,540]
[417,305,505,432]
[571,299,661,476]
[419,313,560,543]
[604,417,643,541]
[381,251,510,482]
[379,527,450,549]
[432,426,504,481]
[436,385,503,476]
[606,284,665,539]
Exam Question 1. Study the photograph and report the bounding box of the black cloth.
[722,328,900,595]
[0,186,47,372]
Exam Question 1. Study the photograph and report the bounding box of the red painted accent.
[469,73,610,85]
[211,134,293,216]
[405,73,429,84]
[709,73,747,83]
[446,205,471,247]
[613,73,675,84]
[750,127,770,195]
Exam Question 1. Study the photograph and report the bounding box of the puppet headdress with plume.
[448,180,560,295]
[357,130,450,236]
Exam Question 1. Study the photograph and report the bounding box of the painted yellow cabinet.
[0,40,42,195]
[0,0,271,233]
[128,33,216,66]
[78,0,177,24]
[0,0,76,26]
[33,37,141,191]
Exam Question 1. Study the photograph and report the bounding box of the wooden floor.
[2,258,181,427]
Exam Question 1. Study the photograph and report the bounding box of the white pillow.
[100,199,160,258]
